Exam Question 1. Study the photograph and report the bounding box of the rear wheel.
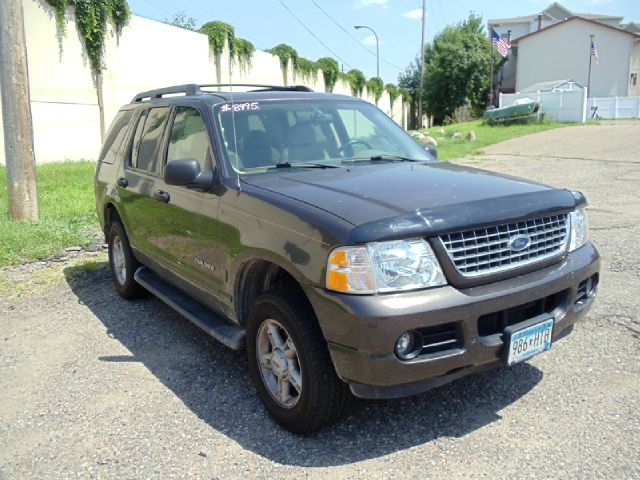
[247,290,351,434]
[107,221,147,299]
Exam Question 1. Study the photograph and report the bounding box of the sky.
[127,0,640,84]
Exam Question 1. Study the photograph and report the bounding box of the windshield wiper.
[273,161,338,169]
[342,155,422,164]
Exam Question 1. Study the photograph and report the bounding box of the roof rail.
[131,83,314,103]
[132,84,201,103]
[198,84,314,92]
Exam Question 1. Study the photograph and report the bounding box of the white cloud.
[353,0,390,9]
[361,34,383,46]
[402,8,422,19]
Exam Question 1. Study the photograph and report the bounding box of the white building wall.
[1,0,405,165]
[516,20,635,97]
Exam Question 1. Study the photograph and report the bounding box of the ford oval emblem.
[509,234,531,251]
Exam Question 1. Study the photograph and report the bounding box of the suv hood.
[242,161,579,242]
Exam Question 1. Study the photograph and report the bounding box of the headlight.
[326,239,446,294]
[569,208,589,252]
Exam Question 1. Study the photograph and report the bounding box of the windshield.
[213,99,431,174]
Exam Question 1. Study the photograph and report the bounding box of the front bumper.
[306,242,600,399]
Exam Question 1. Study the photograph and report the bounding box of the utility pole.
[418,0,426,129]
[0,0,39,221]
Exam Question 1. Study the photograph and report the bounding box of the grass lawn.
[0,161,99,267]
[415,119,575,161]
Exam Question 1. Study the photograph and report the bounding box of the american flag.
[491,28,510,58]
[590,39,599,65]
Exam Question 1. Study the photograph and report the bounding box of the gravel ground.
[1,122,639,479]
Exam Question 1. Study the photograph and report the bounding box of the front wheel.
[246,291,351,434]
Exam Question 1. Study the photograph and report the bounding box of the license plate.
[505,318,554,366]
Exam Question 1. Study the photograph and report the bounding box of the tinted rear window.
[134,107,170,174]
[99,110,133,165]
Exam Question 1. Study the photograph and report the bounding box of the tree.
[398,56,421,129]
[400,13,494,125]
[165,11,196,31]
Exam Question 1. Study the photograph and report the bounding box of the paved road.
[1,123,639,479]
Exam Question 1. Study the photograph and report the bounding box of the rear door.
[116,106,171,261]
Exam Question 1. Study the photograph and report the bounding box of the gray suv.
[94,83,600,433]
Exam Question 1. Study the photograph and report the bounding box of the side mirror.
[164,158,213,190]
[425,145,438,159]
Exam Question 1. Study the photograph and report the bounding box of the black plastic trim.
[348,188,577,244]
[134,266,245,350]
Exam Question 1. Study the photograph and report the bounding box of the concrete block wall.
[0,0,407,165]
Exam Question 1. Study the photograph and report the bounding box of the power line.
[310,0,403,71]
[137,0,174,18]
[276,0,353,69]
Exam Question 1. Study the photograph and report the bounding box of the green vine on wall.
[385,83,399,109]
[400,87,412,104]
[267,43,298,78]
[199,21,255,74]
[232,37,255,72]
[199,21,235,57]
[365,77,384,104]
[347,69,365,97]
[317,57,339,92]
[45,0,131,76]
[296,57,318,82]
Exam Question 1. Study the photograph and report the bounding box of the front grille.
[439,214,569,277]
[478,290,569,337]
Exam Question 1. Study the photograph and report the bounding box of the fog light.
[395,331,420,360]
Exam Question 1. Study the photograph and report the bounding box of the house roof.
[622,22,640,33]
[520,79,584,92]
[512,16,640,45]
[489,2,623,26]
[489,15,535,25]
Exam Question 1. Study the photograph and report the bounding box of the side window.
[167,106,210,171]
[130,110,148,168]
[135,107,170,174]
[99,110,133,164]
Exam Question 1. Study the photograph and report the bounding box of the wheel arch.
[234,258,316,327]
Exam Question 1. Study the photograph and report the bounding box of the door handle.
[153,190,170,203]
[117,177,128,188]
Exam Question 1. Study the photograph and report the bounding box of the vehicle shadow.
[64,264,543,467]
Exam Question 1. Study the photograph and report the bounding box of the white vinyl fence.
[587,96,640,119]
[500,89,588,123]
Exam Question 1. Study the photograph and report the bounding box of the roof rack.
[131,83,313,103]
[199,84,314,93]
[132,84,201,103]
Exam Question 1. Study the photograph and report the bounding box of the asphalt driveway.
[1,122,638,479]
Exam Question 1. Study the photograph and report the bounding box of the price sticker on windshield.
[219,102,260,113]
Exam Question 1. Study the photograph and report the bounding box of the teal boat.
[484,98,540,123]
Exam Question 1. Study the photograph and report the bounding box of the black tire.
[247,290,352,434]
[107,221,147,300]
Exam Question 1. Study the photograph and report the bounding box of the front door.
[152,105,228,308]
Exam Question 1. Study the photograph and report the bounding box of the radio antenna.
[228,60,242,192]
